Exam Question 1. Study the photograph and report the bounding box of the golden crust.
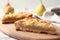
[2,12,32,24]
[15,17,56,34]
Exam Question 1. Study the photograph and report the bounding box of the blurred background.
[0,0,60,10]
[0,0,60,40]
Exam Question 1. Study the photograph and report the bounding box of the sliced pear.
[35,3,46,16]
[3,2,14,14]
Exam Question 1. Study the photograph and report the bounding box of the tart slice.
[2,12,32,24]
[15,17,57,34]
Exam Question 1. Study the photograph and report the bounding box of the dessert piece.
[3,2,14,14]
[2,12,32,24]
[15,17,56,34]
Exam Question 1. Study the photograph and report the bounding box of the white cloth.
[0,32,16,40]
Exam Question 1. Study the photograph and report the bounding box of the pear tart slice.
[2,12,32,24]
[15,17,56,34]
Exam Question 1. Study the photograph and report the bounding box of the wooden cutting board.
[0,21,60,40]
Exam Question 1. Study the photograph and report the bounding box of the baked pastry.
[2,12,32,24]
[15,17,56,34]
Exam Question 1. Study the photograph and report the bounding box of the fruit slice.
[3,2,14,14]
[35,3,46,16]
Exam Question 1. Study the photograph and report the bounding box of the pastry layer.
[2,12,32,24]
[15,17,56,34]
